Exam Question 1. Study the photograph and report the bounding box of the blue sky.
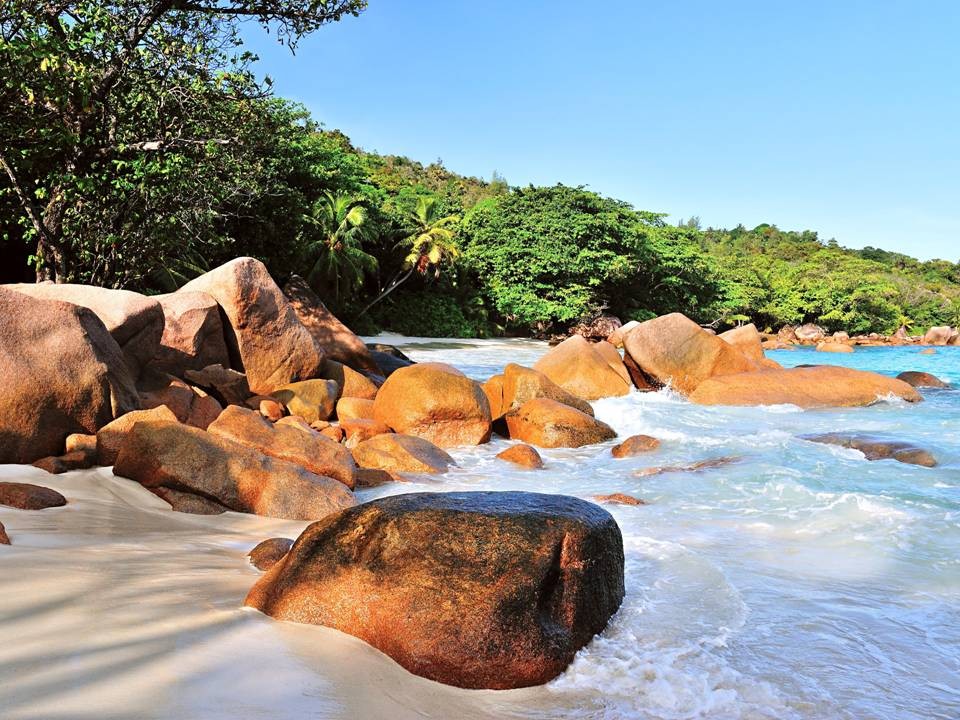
[243,1,960,261]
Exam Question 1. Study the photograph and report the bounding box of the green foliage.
[369,290,481,338]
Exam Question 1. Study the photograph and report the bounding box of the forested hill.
[2,2,957,337]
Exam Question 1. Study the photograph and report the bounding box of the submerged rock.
[113,420,355,520]
[0,481,67,510]
[504,398,616,448]
[611,434,661,458]
[0,287,139,464]
[896,371,950,388]
[592,493,647,506]
[495,443,544,469]
[623,313,756,395]
[689,366,922,408]
[816,342,853,353]
[179,258,325,395]
[803,433,937,467]
[373,363,491,447]
[244,491,625,689]
[533,335,631,400]
[635,456,741,477]
[249,537,294,572]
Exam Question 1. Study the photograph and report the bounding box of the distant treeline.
[2,1,958,337]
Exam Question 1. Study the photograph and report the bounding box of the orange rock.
[689,366,922,408]
[184,363,251,405]
[482,374,505,419]
[322,359,379,400]
[151,290,230,376]
[355,468,397,488]
[276,415,314,433]
[8,283,163,379]
[270,379,339,424]
[502,364,594,416]
[373,363,491,448]
[32,449,96,474]
[208,405,358,488]
[719,324,765,362]
[96,405,179,465]
[65,433,97,454]
[504,398,616,448]
[611,434,661,458]
[341,418,392,446]
[623,313,756,395]
[0,521,8,545]
[533,335,630,400]
[138,372,223,429]
[350,433,455,476]
[244,491,625,690]
[320,425,345,443]
[249,537,294,571]
[592,340,632,385]
[283,275,380,374]
[113,420,355,520]
[259,398,285,422]
[592,493,647,506]
[816,342,853,353]
[179,258,325,394]
[0,481,67,509]
[896,371,949,388]
[0,287,139,464]
[336,397,375,421]
[495,443,544,469]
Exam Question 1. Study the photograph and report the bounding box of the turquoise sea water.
[363,337,960,719]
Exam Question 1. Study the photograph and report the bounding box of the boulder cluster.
[0,261,945,690]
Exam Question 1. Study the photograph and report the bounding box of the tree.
[360,196,460,314]
[299,191,377,309]
[0,0,365,284]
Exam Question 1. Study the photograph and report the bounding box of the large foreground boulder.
[373,363,491,447]
[113,420,355,520]
[7,283,163,378]
[151,291,230,376]
[283,275,380,374]
[689,366,922,408]
[179,258,325,394]
[244,491,625,689]
[207,406,358,488]
[0,287,139,463]
[624,313,757,394]
[504,398,616,448]
[533,335,630,400]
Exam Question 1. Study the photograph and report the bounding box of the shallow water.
[1,340,959,719]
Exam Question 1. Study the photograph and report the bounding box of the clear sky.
[243,0,960,261]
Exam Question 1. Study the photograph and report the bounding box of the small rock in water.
[803,433,937,467]
[611,434,661,458]
[635,455,741,477]
[496,443,544,469]
[593,493,647,506]
[31,449,96,474]
[896,371,949,388]
[0,481,67,510]
[918,348,937,355]
[248,537,294,571]
[0,521,8,544]
[244,491,625,690]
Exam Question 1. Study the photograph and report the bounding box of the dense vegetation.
[2,1,958,337]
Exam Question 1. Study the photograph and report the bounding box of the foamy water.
[1,340,958,719]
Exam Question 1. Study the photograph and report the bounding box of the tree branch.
[0,150,49,244]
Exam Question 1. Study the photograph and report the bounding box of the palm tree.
[359,196,460,315]
[300,191,378,306]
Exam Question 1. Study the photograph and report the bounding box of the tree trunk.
[358,267,415,316]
